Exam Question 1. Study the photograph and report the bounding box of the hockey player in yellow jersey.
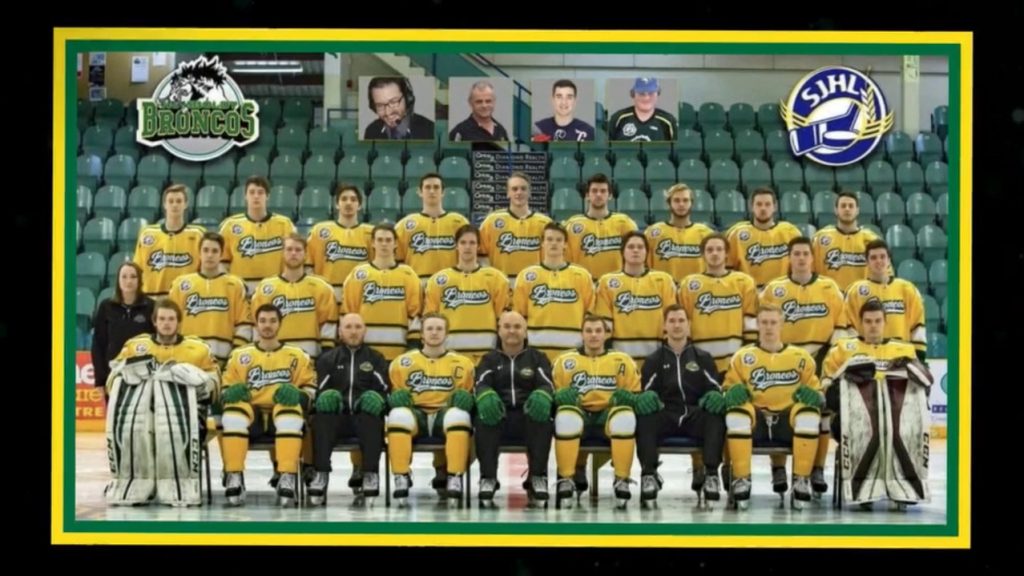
[219,176,297,296]
[679,234,759,375]
[305,184,374,302]
[722,305,823,510]
[757,237,850,496]
[133,184,204,298]
[645,184,715,279]
[342,224,422,361]
[514,222,595,362]
[551,314,641,508]
[396,173,470,286]
[759,237,851,367]
[220,304,316,507]
[563,173,639,279]
[424,225,510,364]
[386,314,476,504]
[845,240,927,361]
[478,172,552,286]
[811,191,882,291]
[105,299,220,506]
[725,188,802,288]
[251,234,337,360]
[593,231,677,367]
[167,232,252,364]
[821,300,932,507]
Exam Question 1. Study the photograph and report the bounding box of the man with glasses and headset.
[364,76,435,141]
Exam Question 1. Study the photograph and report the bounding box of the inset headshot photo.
[605,76,680,142]
[359,76,436,141]
[447,77,513,142]
[530,78,596,143]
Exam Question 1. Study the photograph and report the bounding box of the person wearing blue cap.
[609,77,678,142]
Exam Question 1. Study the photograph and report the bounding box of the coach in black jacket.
[637,304,727,503]
[473,310,555,503]
[309,313,391,502]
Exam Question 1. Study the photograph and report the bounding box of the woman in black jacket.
[91,261,156,393]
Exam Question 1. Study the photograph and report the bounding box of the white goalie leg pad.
[793,411,821,437]
[882,377,931,504]
[386,407,417,435]
[442,407,472,434]
[840,376,886,505]
[153,379,202,506]
[554,406,584,439]
[105,374,156,505]
[725,412,752,435]
[606,407,636,439]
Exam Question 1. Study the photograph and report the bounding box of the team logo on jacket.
[232,224,243,235]
[407,371,454,392]
[614,291,662,314]
[563,358,576,371]
[572,223,584,234]
[435,274,449,286]
[362,282,405,304]
[687,279,701,291]
[441,287,490,309]
[405,220,417,231]
[359,362,373,372]
[494,218,506,229]
[355,268,369,281]
[400,356,413,367]
[746,244,789,265]
[325,242,367,262]
[738,230,751,242]
[781,300,829,322]
[824,248,865,270]
[135,343,149,354]
[524,271,538,282]
[410,232,456,254]
[261,283,274,295]
[581,234,621,256]
[782,66,893,167]
[238,236,284,258]
[530,285,579,307]
[142,234,156,246]
[180,280,192,291]
[496,232,540,253]
[608,277,621,289]
[685,361,700,372]
[743,353,756,366]
[695,292,741,314]
[773,286,786,298]
[271,295,316,316]
[519,367,534,378]
[239,353,252,365]
[819,235,832,247]
[318,227,331,239]
[857,285,870,297]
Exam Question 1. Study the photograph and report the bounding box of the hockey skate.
[276,473,298,507]
[526,475,549,508]
[640,474,659,509]
[446,474,464,506]
[730,477,752,510]
[791,475,812,510]
[224,472,246,507]
[478,478,500,508]
[361,472,380,499]
[392,474,412,507]
[811,466,827,500]
[307,471,329,506]
[703,469,722,502]
[555,477,575,509]
[613,477,633,509]
[348,469,363,496]
[772,466,788,507]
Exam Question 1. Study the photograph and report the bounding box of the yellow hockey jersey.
[844,278,927,356]
[388,350,475,413]
[223,342,316,400]
[562,213,639,279]
[133,223,205,297]
[821,337,918,388]
[725,221,802,288]
[305,221,374,301]
[592,269,678,365]
[424,265,511,364]
[113,334,220,386]
[758,274,851,359]
[342,263,423,360]
[395,212,471,283]
[478,210,552,282]
[218,213,297,292]
[167,272,252,362]
[513,263,596,362]
[251,274,337,360]
[678,271,760,374]
[644,221,715,280]
[552,349,641,413]
[723,344,820,413]
[811,225,880,292]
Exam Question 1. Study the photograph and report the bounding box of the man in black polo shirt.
[449,80,510,142]
[609,77,678,142]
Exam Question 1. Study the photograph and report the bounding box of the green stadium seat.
[757,103,783,132]
[268,185,298,219]
[439,156,471,188]
[117,217,148,253]
[915,132,943,166]
[906,192,937,231]
[734,129,766,165]
[876,192,906,230]
[885,131,914,165]
[812,190,838,227]
[303,154,337,190]
[698,102,727,132]
[77,251,107,293]
[367,186,402,223]
[93,186,127,222]
[298,187,333,221]
[127,185,160,221]
[709,159,739,194]
[895,160,925,197]
[884,223,916,265]
[270,154,303,190]
[916,224,948,266]
[728,103,756,133]
[741,159,772,195]
[550,187,582,222]
[715,189,746,229]
[203,156,237,190]
[865,160,895,197]
[674,129,703,162]
[135,154,170,189]
[780,191,811,224]
[617,188,649,225]
[196,186,230,221]
[897,258,929,294]
[772,158,803,193]
[924,161,948,198]
[929,258,948,302]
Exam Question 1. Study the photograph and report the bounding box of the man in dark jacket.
[473,310,555,504]
[636,304,727,505]
[309,313,391,504]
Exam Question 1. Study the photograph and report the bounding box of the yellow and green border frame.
[52,28,972,548]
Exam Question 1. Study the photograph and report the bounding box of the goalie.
[822,299,934,509]
[104,299,220,507]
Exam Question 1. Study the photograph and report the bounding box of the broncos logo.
[163,56,230,104]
